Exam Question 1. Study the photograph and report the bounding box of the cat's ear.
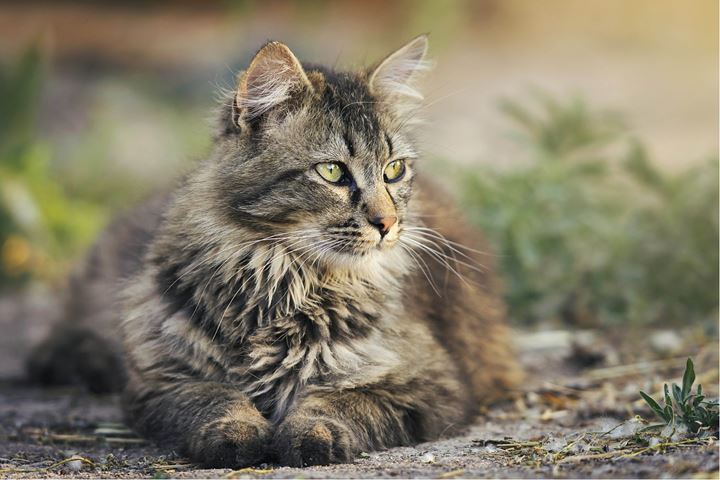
[369,34,430,101]
[234,41,313,124]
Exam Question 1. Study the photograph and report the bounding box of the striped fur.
[27,36,522,468]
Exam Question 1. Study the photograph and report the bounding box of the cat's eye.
[315,162,348,184]
[384,159,406,183]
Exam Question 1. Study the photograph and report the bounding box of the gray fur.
[28,37,522,468]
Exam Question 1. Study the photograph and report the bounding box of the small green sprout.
[640,358,719,434]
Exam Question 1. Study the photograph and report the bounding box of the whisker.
[400,235,474,288]
[264,237,347,314]
[403,229,489,274]
[399,243,441,296]
[405,225,496,257]
[405,233,487,278]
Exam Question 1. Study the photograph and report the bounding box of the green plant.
[460,93,719,327]
[0,46,106,288]
[640,358,719,435]
[0,45,212,290]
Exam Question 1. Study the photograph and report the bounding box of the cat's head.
[211,36,429,268]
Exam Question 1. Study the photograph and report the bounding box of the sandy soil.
[0,299,717,478]
[0,383,716,479]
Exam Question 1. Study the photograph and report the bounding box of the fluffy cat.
[28,35,522,467]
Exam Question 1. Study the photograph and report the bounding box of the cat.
[28,35,522,468]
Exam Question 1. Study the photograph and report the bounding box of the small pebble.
[65,455,85,472]
[649,330,683,354]
[420,452,436,464]
[483,444,499,454]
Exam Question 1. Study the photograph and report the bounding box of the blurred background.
[0,0,717,377]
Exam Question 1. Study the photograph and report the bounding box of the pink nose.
[368,216,397,237]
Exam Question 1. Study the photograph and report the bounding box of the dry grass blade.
[557,450,631,464]
[225,467,274,478]
[556,438,714,464]
[0,456,95,475]
[45,433,97,443]
[586,357,690,380]
[41,432,146,445]
[620,438,715,458]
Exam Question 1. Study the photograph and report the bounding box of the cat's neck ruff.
[235,238,411,320]
[153,219,414,337]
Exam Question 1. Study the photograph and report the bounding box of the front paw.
[190,409,272,468]
[273,415,355,467]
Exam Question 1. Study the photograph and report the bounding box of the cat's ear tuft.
[369,34,431,101]
[235,41,312,124]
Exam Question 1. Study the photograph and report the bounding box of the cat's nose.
[368,215,397,237]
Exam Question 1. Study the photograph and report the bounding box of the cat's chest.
[232,296,401,420]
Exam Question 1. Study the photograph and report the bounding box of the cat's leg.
[273,368,468,466]
[124,380,272,467]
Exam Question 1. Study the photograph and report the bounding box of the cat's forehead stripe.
[312,66,385,157]
[343,131,355,157]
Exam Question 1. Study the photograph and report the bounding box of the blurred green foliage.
[462,94,718,327]
[0,47,105,288]
[0,48,209,290]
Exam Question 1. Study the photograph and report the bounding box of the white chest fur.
[237,307,401,422]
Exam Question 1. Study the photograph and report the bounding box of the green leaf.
[640,391,668,421]
[682,358,696,400]
[672,384,683,406]
[639,423,666,432]
[663,405,674,424]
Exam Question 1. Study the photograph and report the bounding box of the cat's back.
[405,178,522,403]
[69,193,169,324]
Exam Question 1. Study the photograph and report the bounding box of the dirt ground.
[0,384,716,479]
[0,295,717,479]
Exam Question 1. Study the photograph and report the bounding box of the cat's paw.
[190,408,272,468]
[273,414,355,467]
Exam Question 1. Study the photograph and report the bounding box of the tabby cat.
[28,35,521,467]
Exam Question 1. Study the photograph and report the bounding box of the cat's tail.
[26,324,126,393]
[25,194,168,393]
[25,240,128,394]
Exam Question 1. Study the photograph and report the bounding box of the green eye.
[315,162,346,183]
[384,159,406,183]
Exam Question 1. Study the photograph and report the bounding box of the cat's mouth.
[377,235,399,249]
[321,234,400,258]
